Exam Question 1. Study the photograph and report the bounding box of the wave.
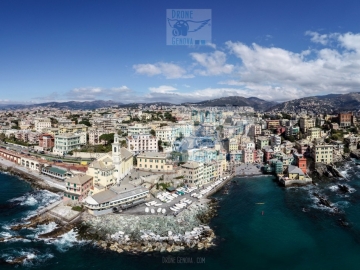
[1,249,54,266]
[53,229,87,252]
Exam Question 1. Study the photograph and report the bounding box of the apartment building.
[311,145,333,164]
[181,161,204,187]
[88,127,114,145]
[39,134,54,150]
[53,133,82,155]
[63,174,93,202]
[155,126,174,143]
[34,118,52,132]
[338,112,353,128]
[299,117,315,133]
[126,134,158,154]
[136,152,173,171]
[127,123,151,136]
[256,136,269,150]
[307,127,322,141]
[266,120,280,130]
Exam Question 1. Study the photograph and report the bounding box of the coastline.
[0,158,64,193]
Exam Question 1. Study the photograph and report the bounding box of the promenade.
[0,157,65,191]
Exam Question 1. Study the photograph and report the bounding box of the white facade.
[53,133,81,155]
[34,118,52,132]
[127,124,151,136]
[126,134,158,154]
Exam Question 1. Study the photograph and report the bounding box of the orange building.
[297,157,307,174]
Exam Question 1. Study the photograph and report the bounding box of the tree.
[150,129,156,136]
[344,147,350,153]
[79,119,91,127]
[99,133,115,145]
[331,134,339,140]
[158,139,163,152]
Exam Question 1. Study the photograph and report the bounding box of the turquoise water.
[1,161,360,269]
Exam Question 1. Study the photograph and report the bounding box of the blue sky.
[1,0,360,104]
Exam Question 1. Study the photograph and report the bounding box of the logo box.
[166,9,212,46]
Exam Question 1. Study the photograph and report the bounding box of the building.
[181,161,204,187]
[155,126,174,143]
[53,133,82,155]
[34,118,52,132]
[136,152,173,171]
[270,135,282,146]
[84,186,149,216]
[299,117,315,133]
[229,138,238,151]
[338,112,353,128]
[41,166,73,180]
[311,145,333,164]
[256,136,269,150]
[63,174,93,202]
[87,134,133,194]
[266,120,280,130]
[88,128,113,145]
[127,123,151,136]
[307,127,322,141]
[39,134,54,150]
[126,134,158,154]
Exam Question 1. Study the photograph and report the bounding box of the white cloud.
[133,62,192,79]
[190,50,234,76]
[225,35,360,101]
[66,86,132,101]
[149,85,177,93]
[206,42,217,49]
[305,31,328,45]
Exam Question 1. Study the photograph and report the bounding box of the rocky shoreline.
[0,162,62,193]
[77,198,219,254]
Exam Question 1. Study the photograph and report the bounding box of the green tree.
[158,139,163,152]
[331,134,339,140]
[344,147,350,153]
[99,133,115,145]
[150,129,156,136]
[79,118,91,127]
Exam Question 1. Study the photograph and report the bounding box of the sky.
[1,0,360,104]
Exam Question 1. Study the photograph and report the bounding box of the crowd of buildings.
[0,105,359,215]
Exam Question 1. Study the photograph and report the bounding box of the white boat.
[145,207,149,213]
[162,209,166,214]
[157,208,162,213]
[150,209,155,214]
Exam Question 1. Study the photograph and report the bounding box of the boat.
[256,203,265,205]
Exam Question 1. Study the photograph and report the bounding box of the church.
[86,134,133,195]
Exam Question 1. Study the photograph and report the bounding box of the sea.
[2,160,360,269]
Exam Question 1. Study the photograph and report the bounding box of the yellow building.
[311,145,333,164]
[287,165,305,180]
[299,117,315,133]
[87,134,133,195]
[58,124,88,134]
[307,127,321,141]
[136,152,173,171]
[229,137,239,151]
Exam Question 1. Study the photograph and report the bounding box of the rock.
[160,247,166,252]
[117,248,124,253]
[6,256,28,265]
[197,243,204,250]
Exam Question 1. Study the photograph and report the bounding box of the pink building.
[63,174,93,202]
[39,134,54,150]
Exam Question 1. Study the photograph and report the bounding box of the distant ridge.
[183,96,277,111]
[267,92,360,113]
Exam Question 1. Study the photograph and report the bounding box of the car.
[40,151,45,154]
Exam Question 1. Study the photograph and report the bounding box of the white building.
[126,134,158,154]
[127,123,151,136]
[34,118,52,132]
[53,133,81,155]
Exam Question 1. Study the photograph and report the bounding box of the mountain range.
[267,92,360,113]
[1,92,360,112]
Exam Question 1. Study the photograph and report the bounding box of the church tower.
[112,133,122,184]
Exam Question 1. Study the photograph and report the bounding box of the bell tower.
[112,134,122,184]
